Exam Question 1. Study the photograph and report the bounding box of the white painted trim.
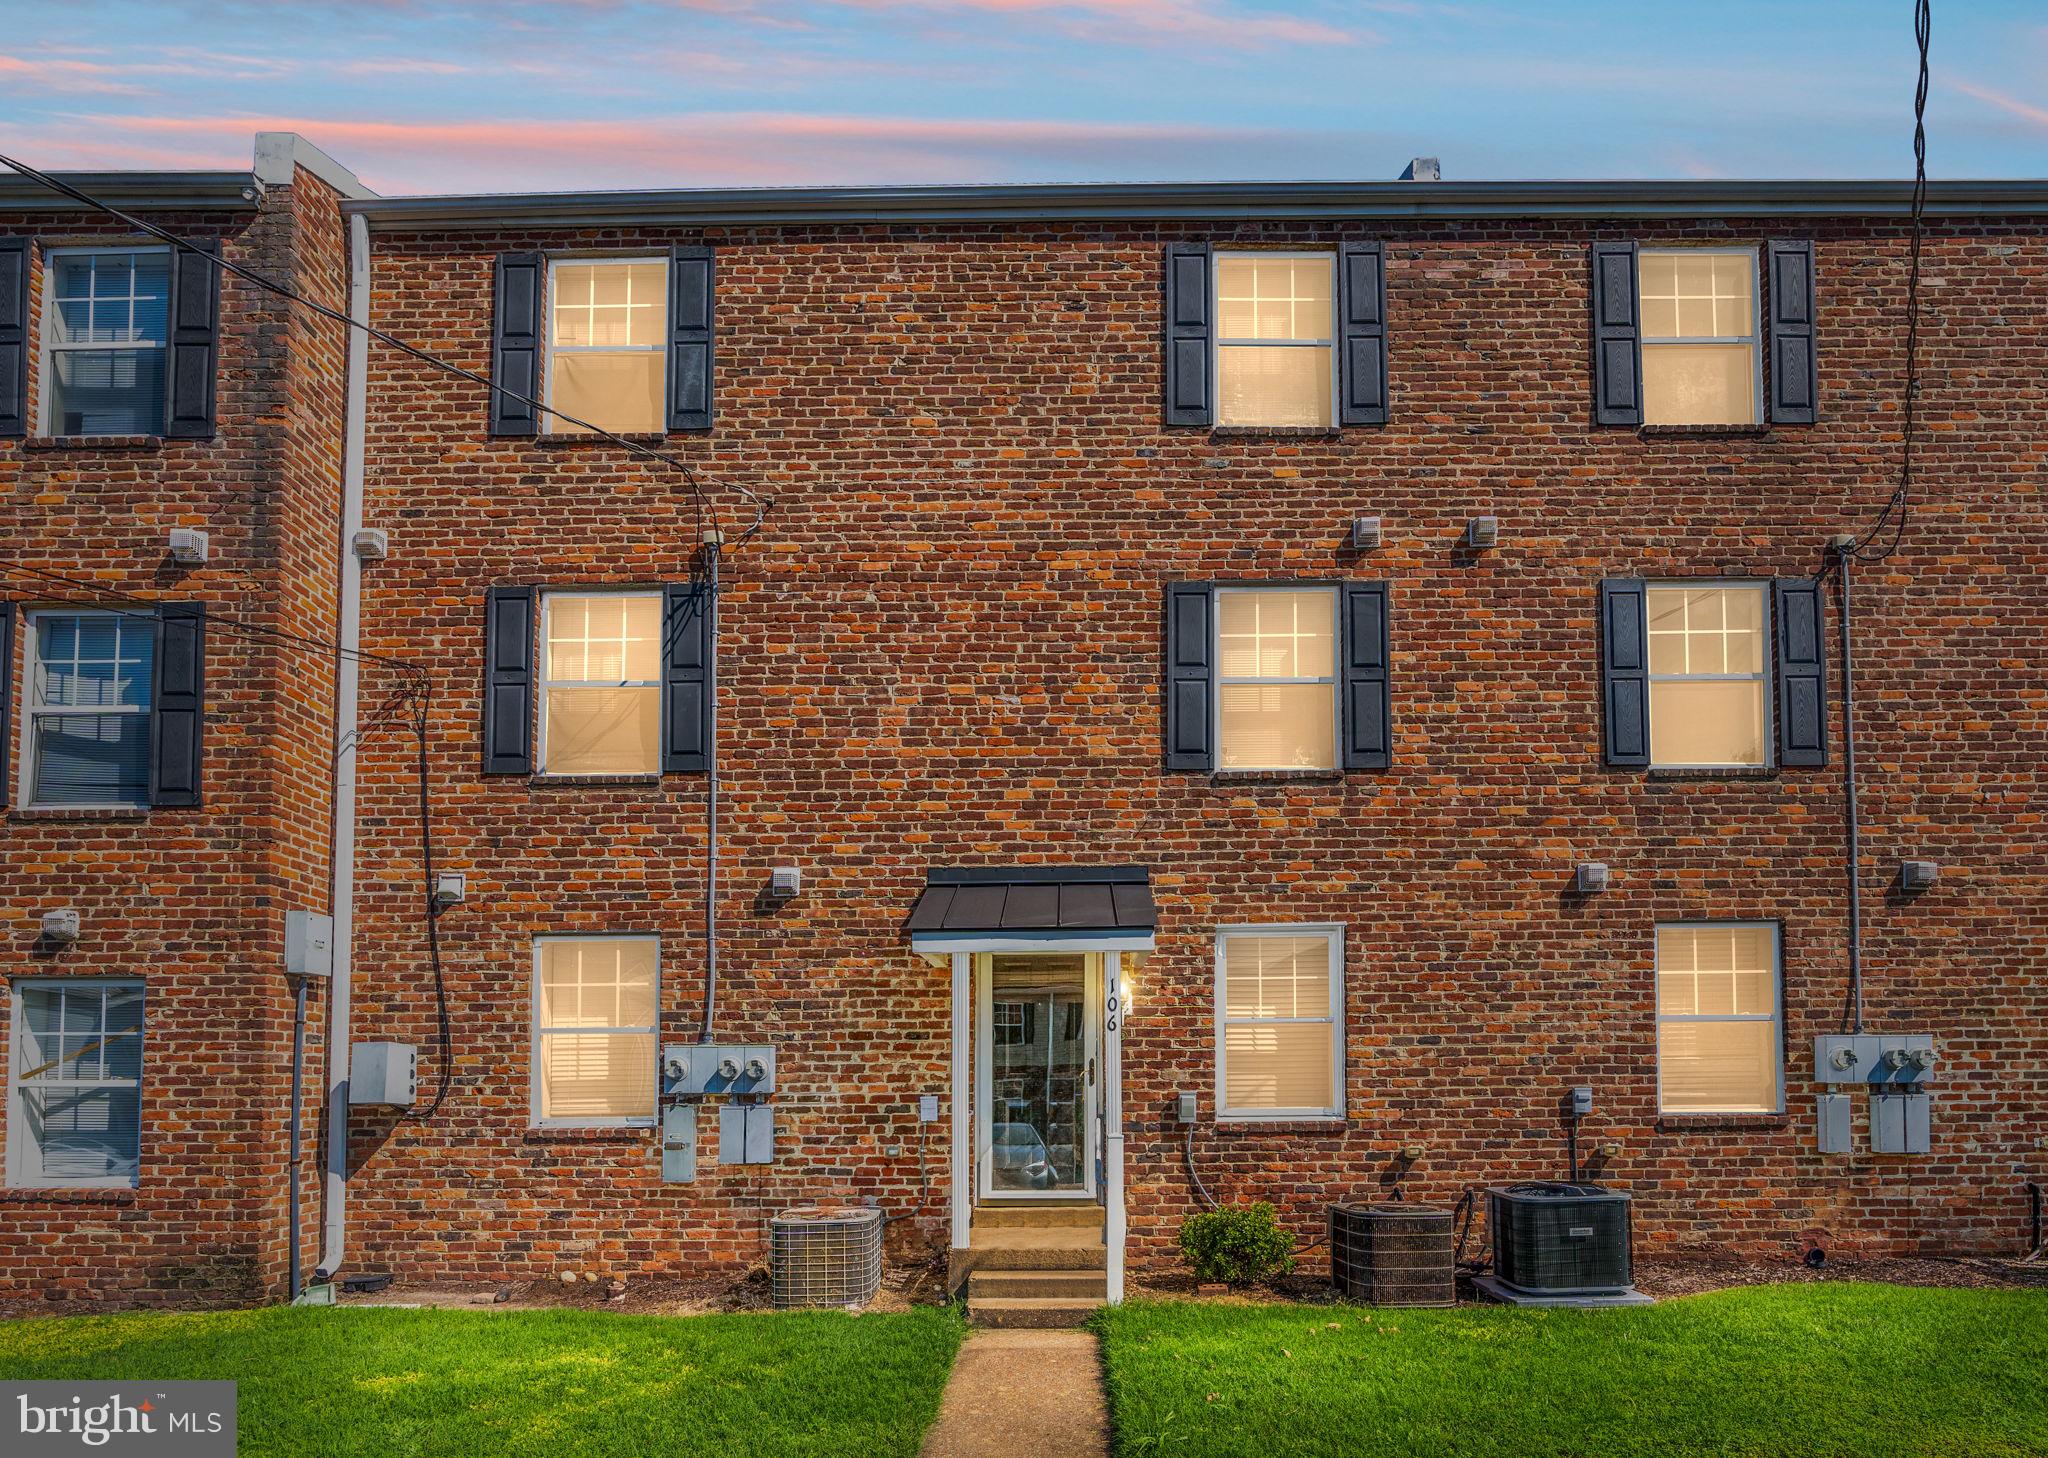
[1653,920,1786,1116]
[913,932,1154,955]
[973,953,1099,1202]
[1214,923,1347,1122]
[253,133,374,200]
[949,951,971,1250]
[528,934,661,1129]
[1104,949,1126,1304]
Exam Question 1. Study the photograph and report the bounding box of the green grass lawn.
[1095,1283,2048,1458]
[0,1303,964,1458]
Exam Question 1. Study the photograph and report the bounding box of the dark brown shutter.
[149,604,205,806]
[489,253,544,436]
[1591,242,1642,427]
[1337,242,1388,426]
[164,243,220,439]
[1163,243,1212,427]
[1600,579,1649,766]
[1774,578,1828,766]
[1164,584,1213,769]
[1766,240,1818,425]
[482,587,535,775]
[662,581,711,773]
[1340,581,1390,769]
[667,246,714,432]
[0,238,26,438]
[0,601,14,809]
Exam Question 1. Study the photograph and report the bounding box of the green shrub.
[1177,1201,1295,1286]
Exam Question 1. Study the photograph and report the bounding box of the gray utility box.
[1816,1093,1854,1154]
[661,1043,777,1098]
[1814,1033,1935,1085]
[719,1103,775,1165]
[284,910,334,978]
[661,1104,698,1184]
[349,1042,417,1107]
[1871,1091,1932,1155]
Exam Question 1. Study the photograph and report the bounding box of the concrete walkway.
[919,1328,1110,1458]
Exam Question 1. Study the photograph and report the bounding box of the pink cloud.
[1954,79,2048,132]
[818,0,1366,47]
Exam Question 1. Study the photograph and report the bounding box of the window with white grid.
[1214,253,1335,427]
[1216,927,1343,1120]
[533,937,658,1125]
[42,248,171,438]
[1656,923,1781,1114]
[1646,583,1769,768]
[538,591,662,776]
[545,258,666,434]
[7,981,145,1187]
[25,611,155,808]
[1638,250,1759,425]
[1215,587,1337,771]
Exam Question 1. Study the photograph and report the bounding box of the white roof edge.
[254,133,375,201]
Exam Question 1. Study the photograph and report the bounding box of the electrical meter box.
[1816,1093,1853,1154]
[349,1042,417,1107]
[1871,1091,1932,1155]
[661,1104,698,1184]
[660,1043,776,1098]
[718,1103,775,1165]
[284,910,334,978]
[1814,1033,1934,1085]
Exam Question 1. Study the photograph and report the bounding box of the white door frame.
[974,952,1099,1203]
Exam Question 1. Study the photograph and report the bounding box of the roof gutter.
[0,172,262,213]
[343,178,2048,231]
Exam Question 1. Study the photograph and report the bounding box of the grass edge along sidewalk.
[1093,1282,2048,1458]
[0,1303,965,1458]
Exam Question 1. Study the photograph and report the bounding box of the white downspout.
[950,951,971,1252]
[1104,949,1126,1304]
[314,209,371,1281]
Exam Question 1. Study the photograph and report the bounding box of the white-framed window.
[1215,586,1338,771]
[1215,925,1344,1121]
[42,247,172,438]
[1638,249,1760,426]
[1214,252,1335,428]
[538,590,662,777]
[22,610,154,809]
[545,257,666,434]
[1655,922,1782,1114]
[531,936,659,1127]
[7,980,145,1188]
[1646,582,1770,769]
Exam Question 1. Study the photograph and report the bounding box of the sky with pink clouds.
[0,1,2043,195]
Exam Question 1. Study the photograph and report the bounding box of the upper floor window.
[538,591,661,776]
[1215,253,1334,428]
[1638,249,1759,426]
[1216,587,1337,771]
[43,249,170,438]
[532,937,658,1126]
[1647,583,1769,769]
[7,980,145,1188]
[25,610,153,809]
[545,258,666,435]
[1656,923,1781,1114]
[1216,926,1344,1121]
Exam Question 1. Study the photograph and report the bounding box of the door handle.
[1087,1057,1096,1087]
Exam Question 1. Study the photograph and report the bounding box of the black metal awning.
[907,866,1156,937]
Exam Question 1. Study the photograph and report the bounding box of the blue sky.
[0,1,2043,194]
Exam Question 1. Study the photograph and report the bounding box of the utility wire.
[0,151,772,544]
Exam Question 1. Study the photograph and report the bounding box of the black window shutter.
[0,601,13,810]
[1163,243,1212,428]
[1591,242,1642,427]
[149,604,205,806]
[482,586,535,775]
[1774,578,1829,766]
[0,238,26,438]
[490,253,544,436]
[1164,584,1213,770]
[1340,581,1391,770]
[164,243,220,439]
[1766,240,1818,425]
[1600,579,1649,766]
[662,581,711,773]
[1337,241,1388,426]
[667,246,714,432]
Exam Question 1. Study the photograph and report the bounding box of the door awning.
[908,866,1156,953]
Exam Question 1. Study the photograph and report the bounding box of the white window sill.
[527,773,663,788]
[22,435,164,452]
[13,805,151,821]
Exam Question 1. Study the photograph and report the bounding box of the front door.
[975,952,1099,1200]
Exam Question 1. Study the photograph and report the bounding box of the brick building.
[1,139,2043,1311]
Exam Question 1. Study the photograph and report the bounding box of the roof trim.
[0,171,262,214]
[344,178,2048,230]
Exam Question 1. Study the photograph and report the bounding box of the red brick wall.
[0,165,347,1307]
[332,212,2044,1288]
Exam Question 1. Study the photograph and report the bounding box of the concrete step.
[968,1295,1103,1329]
[969,1267,1108,1300]
[966,1227,1107,1271]
[972,1204,1104,1231]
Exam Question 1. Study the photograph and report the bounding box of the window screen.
[44,250,170,438]
[546,259,666,434]
[9,982,144,1186]
[1638,250,1759,426]
[1656,923,1781,1114]
[1216,588,1337,771]
[28,612,154,808]
[533,937,658,1124]
[1215,253,1334,428]
[1646,583,1768,768]
[539,592,661,776]
[1217,929,1343,1119]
